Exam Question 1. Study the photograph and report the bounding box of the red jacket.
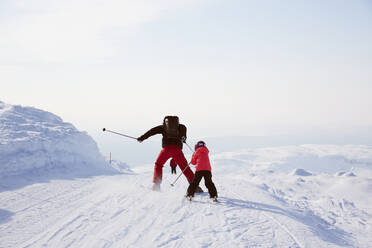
[191,146,212,171]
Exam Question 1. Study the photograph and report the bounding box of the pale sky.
[1,0,372,161]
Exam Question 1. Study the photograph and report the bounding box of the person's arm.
[180,124,187,143]
[191,150,198,165]
[137,125,163,142]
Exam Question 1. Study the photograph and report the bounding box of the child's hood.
[196,146,209,154]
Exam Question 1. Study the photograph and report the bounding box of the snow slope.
[0,101,124,178]
[1,145,372,247]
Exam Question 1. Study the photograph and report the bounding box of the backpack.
[163,116,179,139]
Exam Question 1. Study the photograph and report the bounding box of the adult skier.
[137,116,202,192]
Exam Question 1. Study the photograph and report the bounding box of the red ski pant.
[153,146,194,183]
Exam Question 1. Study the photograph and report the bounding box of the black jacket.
[138,124,187,148]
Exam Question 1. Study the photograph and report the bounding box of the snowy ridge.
[108,159,132,174]
[0,101,119,177]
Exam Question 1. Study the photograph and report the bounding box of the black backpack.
[163,116,179,139]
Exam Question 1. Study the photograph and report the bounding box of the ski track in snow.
[223,187,303,248]
[1,169,368,248]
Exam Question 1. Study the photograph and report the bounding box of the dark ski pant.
[154,145,194,183]
[187,171,217,198]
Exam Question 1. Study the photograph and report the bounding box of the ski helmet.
[195,140,206,150]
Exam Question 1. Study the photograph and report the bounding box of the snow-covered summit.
[0,101,122,177]
[1,101,75,144]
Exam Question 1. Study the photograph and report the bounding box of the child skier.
[186,141,218,202]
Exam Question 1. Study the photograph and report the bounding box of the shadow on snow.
[217,197,353,247]
[189,196,353,247]
[0,209,14,224]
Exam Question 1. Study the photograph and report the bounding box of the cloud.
[0,0,203,64]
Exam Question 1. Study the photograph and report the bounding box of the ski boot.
[211,197,218,202]
[185,195,193,201]
[152,182,161,191]
[195,186,204,193]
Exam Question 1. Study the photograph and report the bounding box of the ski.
[183,195,219,203]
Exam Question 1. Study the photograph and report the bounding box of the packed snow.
[1,101,371,247]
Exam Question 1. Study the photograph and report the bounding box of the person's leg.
[153,148,171,184]
[170,158,177,174]
[204,171,218,198]
[172,147,194,183]
[186,171,203,197]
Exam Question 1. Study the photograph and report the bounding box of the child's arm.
[191,151,198,165]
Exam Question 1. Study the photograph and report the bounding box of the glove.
[137,136,144,143]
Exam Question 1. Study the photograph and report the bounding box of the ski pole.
[184,142,194,153]
[102,128,137,140]
[170,162,191,187]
